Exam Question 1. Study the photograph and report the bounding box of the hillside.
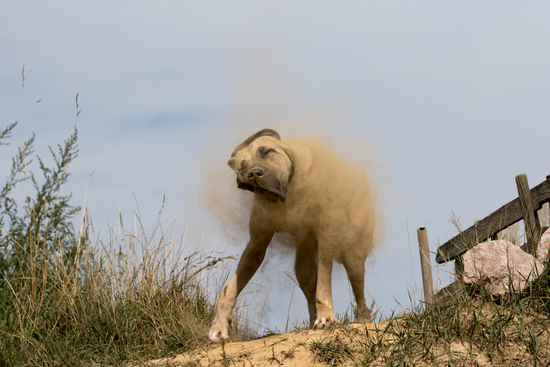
[149,307,550,367]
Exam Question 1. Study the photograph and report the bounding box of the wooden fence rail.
[436,174,550,264]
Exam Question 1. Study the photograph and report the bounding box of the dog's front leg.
[209,230,274,341]
[313,239,337,329]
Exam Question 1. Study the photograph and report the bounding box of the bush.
[0,120,81,319]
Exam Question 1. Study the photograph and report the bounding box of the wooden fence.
[436,174,550,266]
[418,174,550,303]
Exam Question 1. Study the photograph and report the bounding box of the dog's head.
[228,129,295,202]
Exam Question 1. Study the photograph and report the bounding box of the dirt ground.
[148,323,384,367]
[147,317,547,367]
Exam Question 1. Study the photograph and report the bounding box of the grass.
[0,73,251,366]
[276,270,550,366]
[0,71,263,366]
[350,229,550,366]
[309,332,355,366]
[298,251,550,366]
[0,205,242,366]
[4,208,548,366]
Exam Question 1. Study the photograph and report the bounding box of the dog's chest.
[262,199,318,239]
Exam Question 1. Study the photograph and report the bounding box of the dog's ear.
[227,157,238,170]
[281,146,295,184]
[231,129,281,157]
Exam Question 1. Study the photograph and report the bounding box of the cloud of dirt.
[198,47,386,259]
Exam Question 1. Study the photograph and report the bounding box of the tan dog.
[209,129,375,341]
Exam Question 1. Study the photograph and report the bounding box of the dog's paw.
[209,316,230,342]
[209,326,230,342]
[209,329,220,342]
[209,329,228,342]
[313,316,339,329]
[313,317,330,329]
[356,306,373,324]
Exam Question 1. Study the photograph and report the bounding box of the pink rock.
[463,240,544,297]
[536,228,550,262]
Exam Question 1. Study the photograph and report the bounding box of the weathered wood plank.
[436,176,550,264]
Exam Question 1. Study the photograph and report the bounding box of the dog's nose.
[247,168,264,181]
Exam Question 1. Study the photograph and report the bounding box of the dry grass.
[0,204,243,366]
[3,195,549,366]
[0,70,253,366]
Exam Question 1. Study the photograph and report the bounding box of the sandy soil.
[149,323,384,366]
[148,318,545,367]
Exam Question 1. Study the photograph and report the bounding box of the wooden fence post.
[417,227,434,304]
[516,174,541,255]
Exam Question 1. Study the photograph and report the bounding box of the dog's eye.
[262,148,275,157]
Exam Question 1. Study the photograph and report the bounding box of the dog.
[209,128,375,341]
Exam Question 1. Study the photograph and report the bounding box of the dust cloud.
[198,49,385,256]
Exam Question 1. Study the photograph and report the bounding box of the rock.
[536,227,550,262]
[463,240,544,297]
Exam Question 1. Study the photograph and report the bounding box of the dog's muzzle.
[236,167,264,192]
[236,166,286,202]
[247,168,264,182]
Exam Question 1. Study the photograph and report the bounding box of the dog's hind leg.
[294,236,318,328]
[342,251,372,323]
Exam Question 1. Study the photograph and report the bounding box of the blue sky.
[1,1,550,332]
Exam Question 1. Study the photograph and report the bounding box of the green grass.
[309,332,355,366]
[0,75,248,366]
[0,208,240,366]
